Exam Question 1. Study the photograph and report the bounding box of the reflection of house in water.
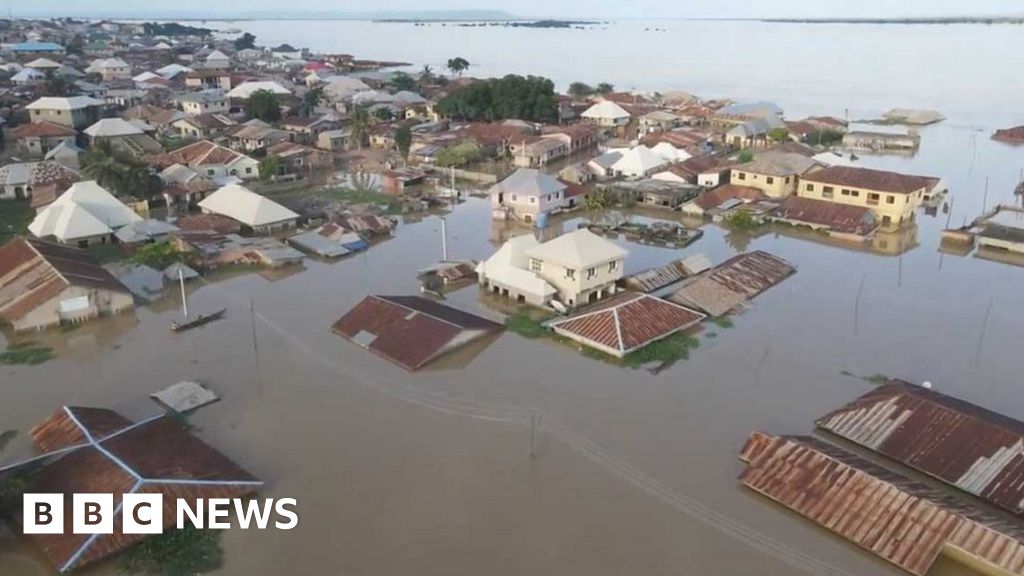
[767,220,919,257]
[489,215,564,246]
[940,205,1024,267]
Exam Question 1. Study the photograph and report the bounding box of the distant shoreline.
[760,16,1024,25]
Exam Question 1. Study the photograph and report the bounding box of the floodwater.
[3,19,1024,576]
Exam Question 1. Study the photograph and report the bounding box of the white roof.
[29,180,141,241]
[206,49,230,62]
[84,118,145,138]
[476,234,557,299]
[650,141,692,163]
[811,151,857,167]
[11,68,43,82]
[198,183,299,227]
[133,71,161,82]
[488,168,566,198]
[581,100,631,121]
[26,96,103,111]
[323,76,371,98]
[156,63,192,78]
[98,57,129,69]
[611,146,667,176]
[526,228,628,269]
[228,81,292,99]
[25,57,61,69]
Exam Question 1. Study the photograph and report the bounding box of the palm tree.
[419,65,435,86]
[348,105,371,151]
[300,85,324,117]
[81,142,126,193]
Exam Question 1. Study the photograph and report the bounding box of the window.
[785,177,790,184]
[207,169,215,176]
[529,258,542,273]
[529,196,536,204]
[805,183,814,192]
[887,195,895,204]
[737,172,746,181]
[851,190,860,197]
[867,193,880,205]
[766,176,774,184]
[566,269,576,280]
[608,260,618,272]
[587,267,596,280]
[511,194,517,201]
[822,186,834,199]
[245,167,252,174]
[841,189,851,196]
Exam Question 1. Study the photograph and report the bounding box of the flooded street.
[4,19,1024,576]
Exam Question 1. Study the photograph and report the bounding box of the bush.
[723,210,760,230]
[435,141,482,168]
[506,312,546,338]
[131,242,185,269]
[119,526,222,576]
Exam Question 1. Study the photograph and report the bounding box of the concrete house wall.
[799,180,924,225]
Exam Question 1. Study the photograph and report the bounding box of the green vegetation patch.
[621,332,701,369]
[0,200,33,244]
[0,342,54,366]
[119,525,222,576]
[712,316,734,329]
[505,311,548,339]
[722,210,761,231]
[131,242,187,269]
[86,244,127,264]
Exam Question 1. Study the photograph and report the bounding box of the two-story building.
[580,100,631,135]
[508,136,569,168]
[477,229,628,308]
[25,96,104,130]
[489,168,567,224]
[176,90,230,116]
[797,166,938,226]
[729,152,820,198]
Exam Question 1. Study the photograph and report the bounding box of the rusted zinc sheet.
[816,380,1024,518]
[739,432,1024,576]
[546,293,704,357]
[625,259,690,292]
[667,250,794,317]
[332,295,503,371]
[0,406,261,573]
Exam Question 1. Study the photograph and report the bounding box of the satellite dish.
[921,381,933,389]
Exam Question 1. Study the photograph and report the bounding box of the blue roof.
[10,42,64,52]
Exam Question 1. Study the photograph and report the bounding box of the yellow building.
[798,166,937,226]
[729,152,820,198]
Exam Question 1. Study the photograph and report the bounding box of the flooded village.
[0,15,1024,576]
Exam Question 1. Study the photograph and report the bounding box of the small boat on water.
[171,308,226,332]
[169,266,226,332]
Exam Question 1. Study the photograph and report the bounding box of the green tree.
[258,156,282,181]
[434,141,481,167]
[446,57,470,77]
[435,74,558,123]
[37,71,73,97]
[81,141,161,200]
[419,65,435,86]
[348,105,371,150]
[738,149,754,162]
[388,71,417,92]
[767,127,790,142]
[568,82,594,99]
[595,82,614,94]
[233,32,256,50]
[395,124,412,160]
[299,85,323,117]
[245,89,281,122]
[374,107,394,122]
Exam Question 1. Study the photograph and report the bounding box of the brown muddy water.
[3,130,1024,575]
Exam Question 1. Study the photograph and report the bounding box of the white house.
[610,146,667,179]
[92,57,131,81]
[489,168,567,224]
[204,49,231,69]
[581,100,631,129]
[476,234,558,307]
[524,228,628,307]
[228,81,292,99]
[649,141,692,164]
[156,140,260,183]
[198,183,299,234]
[28,181,142,246]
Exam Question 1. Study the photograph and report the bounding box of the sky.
[6,0,1024,19]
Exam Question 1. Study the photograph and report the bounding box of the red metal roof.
[2,406,261,572]
[547,293,704,357]
[740,432,1024,576]
[772,196,877,236]
[14,121,77,138]
[801,166,934,194]
[332,295,503,371]
[817,380,1024,518]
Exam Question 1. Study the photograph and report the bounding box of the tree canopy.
[446,57,470,77]
[81,141,162,200]
[435,141,482,168]
[435,75,558,123]
[245,89,282,122]
[595,82,614,94]
[233,32,257,50]
[395,124,412,160]
[568,82,594,98]
[142,22,211,37]
[388,71,417,92]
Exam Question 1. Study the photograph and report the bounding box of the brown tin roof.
[801,166,934,194]
[772,196,877,236]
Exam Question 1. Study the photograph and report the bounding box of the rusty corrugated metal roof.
[332,295,503,371]
[739,432,1024,576]
[816,380,1024,518]
[547,293,704,357]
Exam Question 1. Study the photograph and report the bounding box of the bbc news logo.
[23,494,298,535]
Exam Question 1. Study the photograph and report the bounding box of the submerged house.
[28,180,142,246]
[670,251,795,317]
[768,196,878,240]
[739,432,1024,576]
[546,293,705,358]
[817,379,1024,519]
[197,183,299,234]
[842,123,920,152]
[0,238,133,332]
[489,168,567,224]
[0,406,261,572]
[332,295,503,371]
[976,205,1024,255]
[798,165,939,226]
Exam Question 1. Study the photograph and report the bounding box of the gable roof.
[0,238,128,322]
[198,183,298,227]
[547,293,705,357]
[817,380,1024,518]
[25,96,103,111]
[83,118,145,138]
[525,228,628,269]
[801,166,934,194]
[332,295,503,371]
[0,406,260,572]
[475,234,557,300]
